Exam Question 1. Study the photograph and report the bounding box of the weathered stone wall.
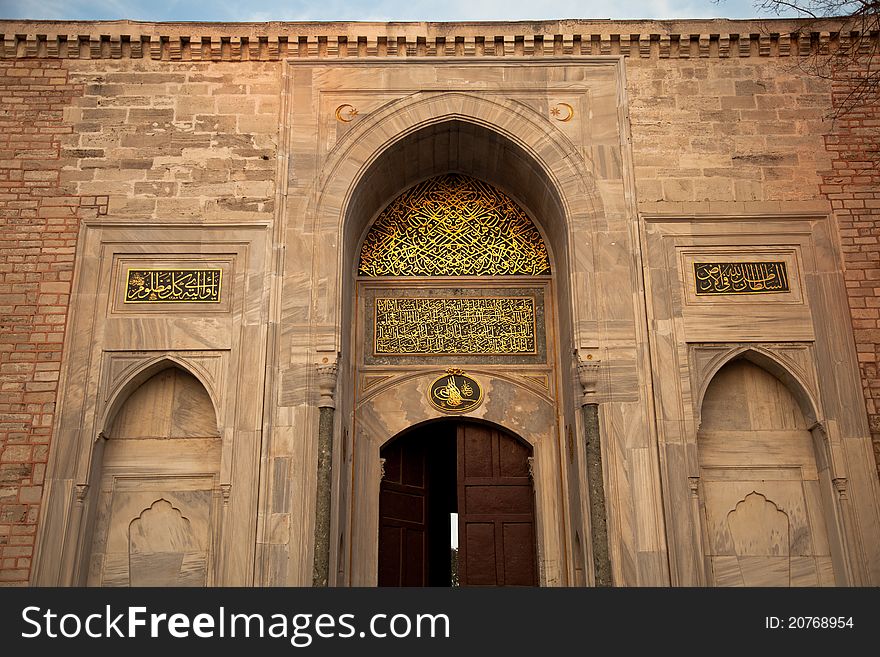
[1,18,877,585]
[63,60,279,222]
[627,57,834,212]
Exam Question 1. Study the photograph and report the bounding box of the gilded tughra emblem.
[428,369,483,414]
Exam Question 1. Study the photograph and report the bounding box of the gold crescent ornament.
[550,102,574,122]
[334,104,358,123]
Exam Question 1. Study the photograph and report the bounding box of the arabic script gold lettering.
[694,262,789,295]
[125,269,222,303]
[359,174,550,277]
[375,297,537,355]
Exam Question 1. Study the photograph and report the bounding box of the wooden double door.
[379,421,538,586]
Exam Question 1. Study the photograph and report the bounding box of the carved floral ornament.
[358,174,551,277]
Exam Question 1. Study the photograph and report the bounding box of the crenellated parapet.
[0,18,874,60]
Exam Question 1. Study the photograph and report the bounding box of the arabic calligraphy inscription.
[125,269,222,303]
[694,262,790,295]
[358,174,550,277]
[375,297,536,355]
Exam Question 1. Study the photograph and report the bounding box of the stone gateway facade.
[1,18,879,587]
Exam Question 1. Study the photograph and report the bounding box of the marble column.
[578,356,611,586]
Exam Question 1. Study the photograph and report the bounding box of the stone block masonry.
[65,61,279,223]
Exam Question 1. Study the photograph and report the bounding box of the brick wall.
[0,59,99,585]
[0,56,279,585]
[821,55,880,477]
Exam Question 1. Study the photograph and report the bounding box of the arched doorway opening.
[379,420,537,587]
[337,117,582,586]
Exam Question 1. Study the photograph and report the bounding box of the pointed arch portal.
[341,117,572,586]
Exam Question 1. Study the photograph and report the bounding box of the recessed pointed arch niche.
[697,358,845,586]
[87,366,222,587]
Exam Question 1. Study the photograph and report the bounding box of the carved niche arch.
[694,346,822,431]
[98,355,222,439]
[695,355,848,586]
[85,360,222,587]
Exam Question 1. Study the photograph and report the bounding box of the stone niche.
[87,368,221,587]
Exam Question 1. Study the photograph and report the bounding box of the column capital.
[316,361,339,409]
[576,353,601,406]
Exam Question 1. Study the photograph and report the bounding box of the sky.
[0,0,795,23]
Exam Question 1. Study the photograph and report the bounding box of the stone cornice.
[0,17,871,60]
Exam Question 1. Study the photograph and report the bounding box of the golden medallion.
[428,369,484,414]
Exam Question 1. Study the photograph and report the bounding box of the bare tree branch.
[719,0,880,118]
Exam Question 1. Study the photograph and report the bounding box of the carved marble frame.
[32,222,271,586]
[641,212,880,585]
[276,57,669,586]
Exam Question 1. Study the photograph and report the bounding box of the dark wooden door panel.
[501,522,537,585]
[379,424,457,586]
[378,438,427,586]
[463,523,497,585]
[462,429,494,478]
[464,485,533,515]
[403,529,426,585]
[380,421,536,587]
[457,423,537,586]
[381,490,425,524]
[499,438,531,477]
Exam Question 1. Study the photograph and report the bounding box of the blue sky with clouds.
[0,1,793,23]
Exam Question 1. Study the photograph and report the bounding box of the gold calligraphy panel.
[124,269,222,303]
[358,174,551,277]
[694,262,790,295]
[375,297,536,355]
